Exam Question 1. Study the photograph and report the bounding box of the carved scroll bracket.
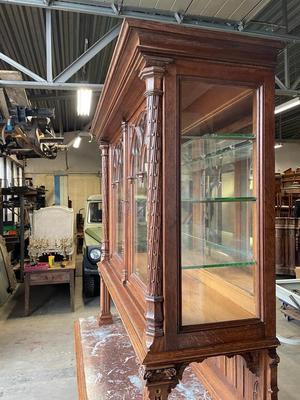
[227,351,261,377]
[139,62,168,348]
[140,363,188,400]
[100,141,110,261]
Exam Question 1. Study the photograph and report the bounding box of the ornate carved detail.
[140,363,188,400]
[100,142,109,261]
[111,138,123,185]
[267,349,280,399]
[139,65,167,347]
[128,110,148,182]
[240,351,260,376]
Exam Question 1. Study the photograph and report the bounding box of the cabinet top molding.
[91,18,282,141]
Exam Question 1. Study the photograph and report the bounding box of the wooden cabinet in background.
[275,217,300,276]
[91,19,281,400]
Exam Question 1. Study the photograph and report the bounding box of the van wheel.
[83,275,96,298]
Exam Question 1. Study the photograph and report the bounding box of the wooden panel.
[29,271,70,284]
[193,353,268,400]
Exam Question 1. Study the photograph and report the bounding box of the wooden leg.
[98,275,113,325]
[267,349,280,400]
[24,273,30,316]
[141,365,185,400]
[143,384,173,400]
[70,270,75,312]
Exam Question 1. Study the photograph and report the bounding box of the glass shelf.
[181,139,254,168]
[182,132,255,141]
[182,196,256,203]
[182,261,254,269]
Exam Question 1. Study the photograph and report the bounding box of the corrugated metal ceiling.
[247,0,300,139]
[0,0,300,139]
[0,5,118,132]
[99,0,272,21]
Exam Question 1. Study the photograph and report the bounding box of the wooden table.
[24,261,75,316]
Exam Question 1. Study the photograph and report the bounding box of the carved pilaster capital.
[140,363,188,400]
[139,66,165,96]
[99,141,109,156]
[121,120,128,132]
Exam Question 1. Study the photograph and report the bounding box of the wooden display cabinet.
[92,19,281,399]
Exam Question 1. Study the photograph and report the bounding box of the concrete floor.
[0,276,101,400]
[0,278,299,400]
[276,304,300,400]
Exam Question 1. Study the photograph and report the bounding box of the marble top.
[77,316,211,400]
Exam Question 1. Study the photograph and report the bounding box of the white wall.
[275,142,300,173]
[25,132,100,174]
[24,133,101,215]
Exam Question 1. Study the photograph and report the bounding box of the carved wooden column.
[139,64,165,348]
[98,141,113,325]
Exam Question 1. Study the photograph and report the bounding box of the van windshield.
[88,202,102,223]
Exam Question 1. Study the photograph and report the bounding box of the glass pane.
[133,177,147,283]
[180,78,257,326]
[112,141,124,258]
[131,114,148,284]
[116,183,124,256]
[88,202,102,223]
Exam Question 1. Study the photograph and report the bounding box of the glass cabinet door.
[130,113,148,284]
[112,139,125,259]
[180,78,258,326]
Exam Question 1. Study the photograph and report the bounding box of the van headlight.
[88,248,101,262]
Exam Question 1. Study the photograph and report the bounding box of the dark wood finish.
[98,276,113,325]
[275,217,300,276]
[98,142,113,325]
[24,264,75,316]
[91,19,282,399]
[193,349,279,400]
[74,321,88,400]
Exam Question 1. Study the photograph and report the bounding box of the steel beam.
[292,76,300,90]
[54,24,121,83]
[1,0,300,43]
[0,51,46,82]
[29,91,100,101]
[275,76,287,90]
[46,9,53,82]
[276,88,300,96]
[0,80,103,90]
[284,47,290,88]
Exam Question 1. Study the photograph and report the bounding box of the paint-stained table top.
[75,316,211,400]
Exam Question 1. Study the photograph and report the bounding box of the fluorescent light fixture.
[77,88,92,116]
[275,97,300,115]
[274,143,283,149]
[73,136,82,149]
